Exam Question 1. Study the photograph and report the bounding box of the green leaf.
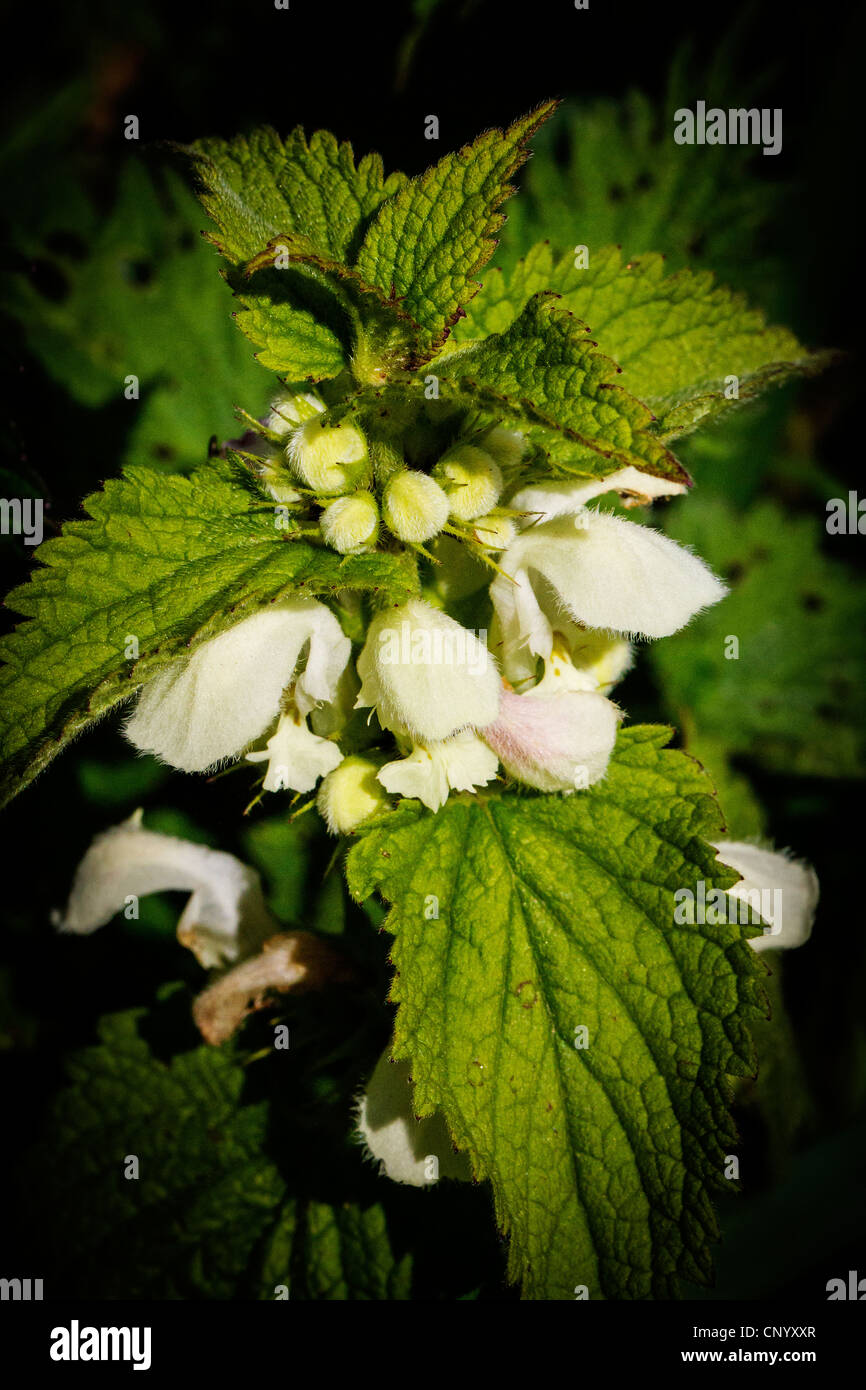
[458,244,819,439]
[439,292,687,482]
[651,496,866,777]
[187,126,407,266]
[0,160,273,471]
[0,457,418,806]
[19,1007,409,1299]
[185,126,410,380]
[354,103,557,347]
[347,726,766,1300]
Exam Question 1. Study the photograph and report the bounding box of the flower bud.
[480,424,527,471]
[432,444,503,521]
[319,491,379,554]
[258,462,302,506]
[471,510,518,550]
[317,755,390,834]
[266,391,325,434]
[382,470,450,543]
[287,418,369,494]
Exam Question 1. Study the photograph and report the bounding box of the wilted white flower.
[509,465,688,524]
[712,840,820,952]
[356,598,501,742]
[125,600,350,779]
[378,728,499,811]
[355,1046,472,1187]
[54,810,273,967]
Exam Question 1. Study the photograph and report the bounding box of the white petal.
[246,711,343,793]
[54,811,273,967]
[482,687,621,792]
[492,510,727,645]
[355,598,501,741]
[125,600,350,772]
[711,840,819,952]
[356,1047,471,1187]
[378,730,498,811]
[510,466,688,524]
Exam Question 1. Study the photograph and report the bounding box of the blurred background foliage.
[0,0,863,1299]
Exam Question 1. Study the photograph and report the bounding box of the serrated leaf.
[18,1007,409,1299]
[651,496,866,777]
[354,102,557,347]
[0,457,418,806]
[0,160,273,471]
[439,292,687,482]
[459,244,819,439]
[347,726,766,1300]
[187,126,407,266]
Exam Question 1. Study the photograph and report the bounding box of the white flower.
[378,729,499,811]
[712,840,819,952]
[246,710,343,793]
[482,687,621,792]
[491,508,726,683]
[125,600,350,775]
[53,811,273,968]
[317,754,390,833]
[355,1046,472,1187]
[356,598,501,742]
[509,466,688,525]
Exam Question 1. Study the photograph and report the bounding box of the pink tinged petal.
[482,687,621,792]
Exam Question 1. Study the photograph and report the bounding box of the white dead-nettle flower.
[317,754,390,834]
[246,709,343,793]
[356,598,501,742]
[319,491,379,554]
[382,469,451,543]
[356,1046,472,1187]
[125,600,350,784]
[491,507,726,684]
[509,466,688,525]
[712,840,820,952]
[482,686,622,792]
[378,728,499,812]
[432,443,503,521]
[53,811,273,968]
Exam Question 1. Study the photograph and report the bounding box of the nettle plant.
[1,104,825,1299]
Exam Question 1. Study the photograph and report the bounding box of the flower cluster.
[125,395,728,825]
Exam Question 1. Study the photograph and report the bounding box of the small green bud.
[382,470,450,542]
[320,491,380,554]
[288,418,369,494]
[317,755,389,834]
[258,461,302,505]
[432,444,503,521]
